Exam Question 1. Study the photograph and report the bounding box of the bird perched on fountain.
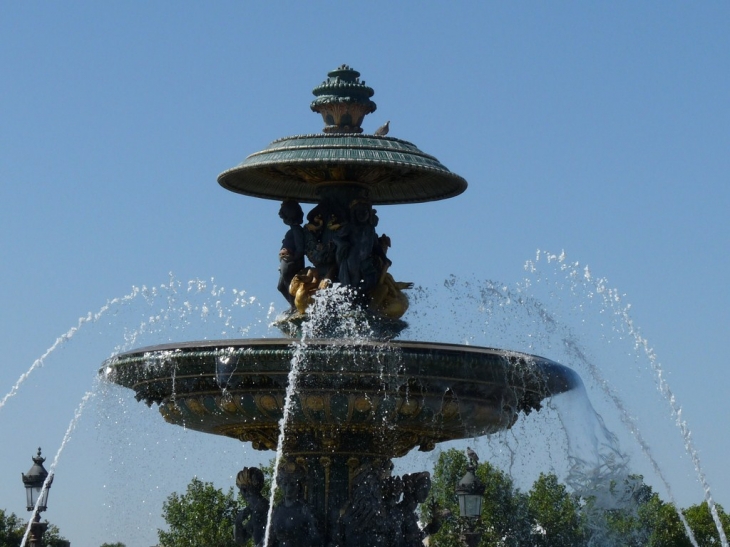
[374,120,390,136]
[466,447,479,467]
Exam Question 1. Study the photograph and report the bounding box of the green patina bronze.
[311,64,376,134]
[103,339,578,457]
[217,65,467,205]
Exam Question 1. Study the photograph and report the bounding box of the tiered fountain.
[102,65,580,546]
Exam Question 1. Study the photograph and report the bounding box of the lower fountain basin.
[101,339,579,458]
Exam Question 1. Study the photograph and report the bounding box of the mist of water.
[406,256,720,546]
[552,385,629,505]
[0,286,141,411]
[3,274,275,547]
[525,250,725,547]
[5,257,724,547]
[2,274,270,413]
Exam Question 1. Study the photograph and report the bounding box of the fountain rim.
[105,338,559,363]
[101,339,583,399]
[100,338,582,452]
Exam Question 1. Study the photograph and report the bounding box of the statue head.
[350,459,394,500]
[279,200,304,225]
[276,460,306,504]
[403,471,431,504]
[349,199,373,224]
[236,466,266,497]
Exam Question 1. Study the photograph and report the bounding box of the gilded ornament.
[218,395,240,414]
[398,398,421,417]
[256,394,281,413]
[185,398,208,416]
[441,400,460,419]
[303,394,326,412]
[353,396,373,413]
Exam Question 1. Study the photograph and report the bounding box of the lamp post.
[456,449,485,547]
[21,447,53,547]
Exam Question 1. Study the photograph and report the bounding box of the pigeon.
[466,446,479,466]
[374,120,390,136]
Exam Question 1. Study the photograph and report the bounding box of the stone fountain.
[102,65,580,546]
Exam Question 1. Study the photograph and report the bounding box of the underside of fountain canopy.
[217,64,467,205]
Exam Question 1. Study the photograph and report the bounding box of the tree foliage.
[0,510,69,547]
[43,524,70,547]
[683,502,730,547]
[158,478,239,547]
[424,448,730,547]
[424,448,467,547]
[0,509,24,547]
[477,460,530,546]
[154,455,730,547]
[527,473,583,546]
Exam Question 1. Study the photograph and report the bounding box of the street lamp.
[456,448,485,547]
[21,447,53,547]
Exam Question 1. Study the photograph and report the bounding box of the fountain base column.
[275,453,394,544]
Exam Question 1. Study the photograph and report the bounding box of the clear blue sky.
[1,3,728,546]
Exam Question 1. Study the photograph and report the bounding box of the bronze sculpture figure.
[234,467,270,547]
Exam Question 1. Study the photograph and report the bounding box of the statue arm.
[233,508,251,544]
[291,226,306,261]
[280,227,306,262]
[422,501,450,537]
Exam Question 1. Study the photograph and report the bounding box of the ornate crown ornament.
[310,64,376,133]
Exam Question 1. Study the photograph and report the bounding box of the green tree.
[425,448,531,547]
[424,448,467,547]
[527,473,583,547]
[425,450,730,547]
[43,523,70,547]
[100,543,127,547]
[683,502,730,547]
[633,497,730,547]
[0,510,69,547]
[158,478,238,547]
[476,461,530,546]
[0,509,24,547]
[646,500,692,547]
[586,474,659,546]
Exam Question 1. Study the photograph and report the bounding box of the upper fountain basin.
[101,339,579,458]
